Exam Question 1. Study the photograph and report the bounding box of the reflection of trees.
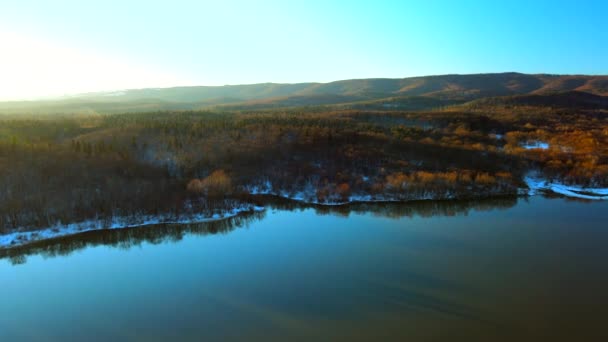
[265,196,517,219]
[1,197,518,265]
[372,198,514,218]
[1,211,266,265]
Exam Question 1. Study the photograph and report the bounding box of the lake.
[1,196,607,341]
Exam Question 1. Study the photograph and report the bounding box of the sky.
[0,0,607,100]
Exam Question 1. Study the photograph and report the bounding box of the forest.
[1,89,608,235]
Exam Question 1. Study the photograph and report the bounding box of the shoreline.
[524,177,608,200]
[0,205,265,250]
[2,181,607,250]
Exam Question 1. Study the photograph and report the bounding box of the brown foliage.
[201,170,233,197]
[336,183,351,201]
[187,179,204,193]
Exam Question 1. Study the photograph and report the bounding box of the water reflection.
[1,197,517,265]
[1,211,265,265]
[1,196,607,341]
[293,196,517,218]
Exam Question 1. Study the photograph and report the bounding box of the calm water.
[1,197,607,341]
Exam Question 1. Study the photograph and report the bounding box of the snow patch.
[525,176,608,200]
[247,186,411,206]
[522,141,549,150]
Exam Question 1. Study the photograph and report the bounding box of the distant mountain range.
[1,72,607,114]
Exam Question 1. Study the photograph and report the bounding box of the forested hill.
[1,72,607,114]
[66,73,608,100]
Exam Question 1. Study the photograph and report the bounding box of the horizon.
[1,0,607,100]
[4,71,608,102]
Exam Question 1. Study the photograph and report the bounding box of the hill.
[460,91,608,110]
[1,72,607,114]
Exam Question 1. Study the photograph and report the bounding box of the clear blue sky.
[0,0,606,99]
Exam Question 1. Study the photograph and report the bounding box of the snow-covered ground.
[246,184,451,206]
[249,175,608,206]
[525,176,608,200]
[521,141,550,150]
[280,193,405,206]
[0,205,264,249]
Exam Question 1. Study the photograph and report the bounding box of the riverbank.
[2,178,606,250]
[525,176,608,200]
[0,205,264,249]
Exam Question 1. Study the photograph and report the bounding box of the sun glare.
[0,31,190,100]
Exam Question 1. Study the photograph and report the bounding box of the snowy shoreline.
[525,176,608,200]
[0,206,265,249]
[245,184,440,206]
[249,177,608,206]
[3,178,606,250]
[0,191,484,250]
